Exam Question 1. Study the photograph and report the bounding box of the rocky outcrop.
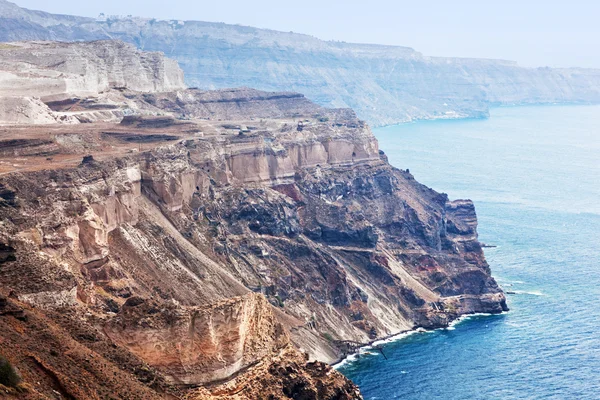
[0,291,169,399]
[105,293,289,385]
[0,96,77,124]
[138,88,323,121]
[0,0,599,126]
[0,40,185,124]
[0,40,184,100]
[186,346,362,400]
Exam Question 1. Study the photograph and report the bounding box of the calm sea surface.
[337,105,600,399]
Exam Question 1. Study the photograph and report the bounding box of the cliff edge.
[0,41,506,399]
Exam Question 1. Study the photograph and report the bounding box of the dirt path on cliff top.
[0,122,205,175]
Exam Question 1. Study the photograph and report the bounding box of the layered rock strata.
[0,42,506,398]
[0,87,506,399]
[105,293,289,385]
[0,40,185,124]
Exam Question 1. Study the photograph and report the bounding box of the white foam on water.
[333,329,426,369]
[513,290,544,296]
[442,312,508,331]
[334,314,506,369]
[371,328,425,347]
[334,353,360,369]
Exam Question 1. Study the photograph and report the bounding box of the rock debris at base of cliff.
[0,40,506,399]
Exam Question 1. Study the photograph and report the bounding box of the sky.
[11,0,600,68]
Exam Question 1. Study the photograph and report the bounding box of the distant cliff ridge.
[1,0,599,126]
[0,40,185,100]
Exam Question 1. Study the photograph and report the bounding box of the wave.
[510,290,544,296]
[371,328,426,347]
[333,329,428,369]
[443,312,507,330]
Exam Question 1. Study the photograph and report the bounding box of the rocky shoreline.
[331,310,509,369]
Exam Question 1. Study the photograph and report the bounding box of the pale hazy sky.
[11,0,600,68]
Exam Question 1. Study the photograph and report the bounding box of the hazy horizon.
[9,0,600,69]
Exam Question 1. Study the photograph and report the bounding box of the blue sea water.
[337,105,600,399]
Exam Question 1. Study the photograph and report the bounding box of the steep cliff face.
[1,0,599,126]
[0,86,506,396]
[0,40,185,124]
[0,40,184,99]
[105,293,289,385]
[0,290,360,399]
[0,87,377,397]
[0,35,508,397]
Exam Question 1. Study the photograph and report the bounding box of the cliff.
[0,36,508,398]
[0,40,185,124]
[1,0,599,126]
[0,83,506,398]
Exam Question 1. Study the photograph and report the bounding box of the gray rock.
[1,0,599,126]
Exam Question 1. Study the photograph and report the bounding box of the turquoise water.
[338,105,600,399]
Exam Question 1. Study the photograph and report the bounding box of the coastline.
[372,101,600,129]
[323,105,600,398]
[332,311,508,370]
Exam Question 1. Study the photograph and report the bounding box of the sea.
[337,105,600,399]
